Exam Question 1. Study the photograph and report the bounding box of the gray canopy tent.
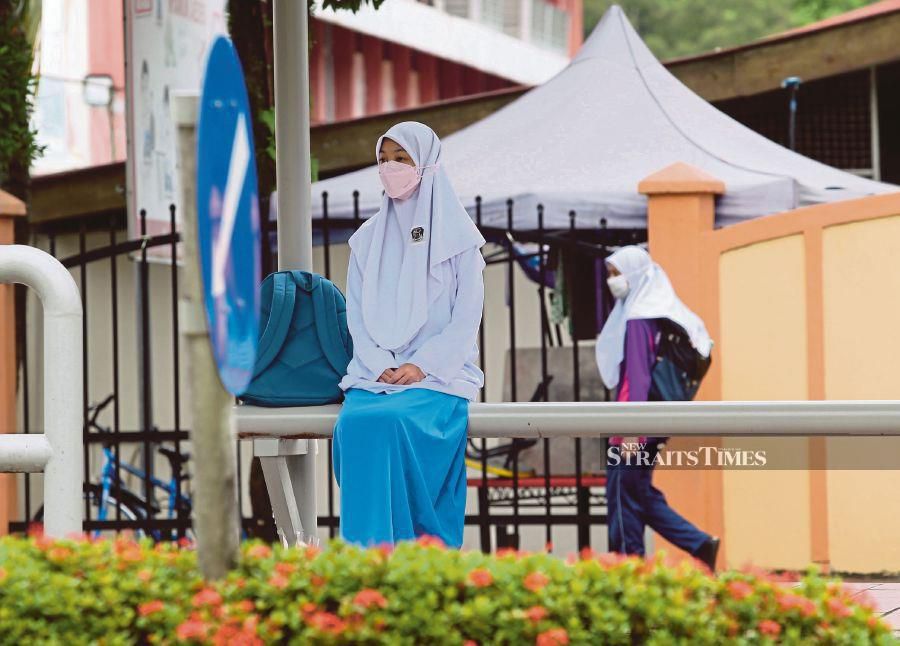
[308,5,895,231]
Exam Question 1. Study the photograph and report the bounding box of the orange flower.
[726,580,753,601]
[468,568,493,588]
[544,542,554,553]
[598,552,626,568]
[300,602,318,617]
[243,614,260,633]
[237,600,255,613]
[525,606,548,623]
[47,546,72,562]
[826,597,852,618]
[178,536,194,549]
[353,588,388,610]
[310,574,326,587]
[375,543,393,558]
[192,587,223,608]
[120,547,143,563]
[303,545,322,560]
[868,615,885,630]
[137,569,153,582]
[274,562,296,576]
[523,571,550,592]
[464,641,478,646]
[417,535,446,549]
[777,593,816,617]
[176,618,209,641]
[268,573,289,589]
[579,547,596,561]
[0,567,6,582]
[247,544,272,559]
[536,627,569,646]
[138,600,165,617]
[306,611,348,635]
[758,619,781,637]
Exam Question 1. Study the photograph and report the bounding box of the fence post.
[0,190,26,535]
[638,162,725,566]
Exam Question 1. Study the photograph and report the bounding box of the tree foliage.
[583,0,880,60]
[0,0,42,199]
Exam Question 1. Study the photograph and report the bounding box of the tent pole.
[265,0,318,546]
[273,0,313,272]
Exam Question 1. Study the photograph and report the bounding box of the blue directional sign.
[196,36,260,395]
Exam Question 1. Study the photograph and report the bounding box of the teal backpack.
[241,271,353,407]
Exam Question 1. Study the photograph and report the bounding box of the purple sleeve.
[618,319,657,403]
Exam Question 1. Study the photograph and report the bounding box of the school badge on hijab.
[410,226,425,243]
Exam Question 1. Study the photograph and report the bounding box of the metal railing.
[0,245,82,537]
[235,398,900,549]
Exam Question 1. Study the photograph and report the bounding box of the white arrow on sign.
[211,112,250,298]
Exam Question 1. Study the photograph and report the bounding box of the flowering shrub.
[0,534,893,644]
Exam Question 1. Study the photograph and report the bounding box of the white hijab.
[348,121,485,351]
[595,246,712,389]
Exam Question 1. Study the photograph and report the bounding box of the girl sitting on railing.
[332,121,485,549]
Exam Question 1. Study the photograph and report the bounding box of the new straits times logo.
[608,442,768,468]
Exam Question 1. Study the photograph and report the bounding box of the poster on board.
[125,0,227,249]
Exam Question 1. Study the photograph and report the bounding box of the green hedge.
[0,535,893,644]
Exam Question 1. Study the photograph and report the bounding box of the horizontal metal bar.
[58,233,179,268]
[235,400,900,439]
[83,430,190,444]
[0,435,53,472]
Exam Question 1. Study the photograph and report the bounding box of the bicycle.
[32,394,193,541]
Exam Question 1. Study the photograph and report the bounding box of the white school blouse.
[339,246,485,402]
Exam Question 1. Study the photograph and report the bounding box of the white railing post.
[0,245,83,537]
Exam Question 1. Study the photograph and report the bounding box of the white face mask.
[607,274,630,300]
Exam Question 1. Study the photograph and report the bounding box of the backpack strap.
[253,272,297,378]
[311,278,352,374]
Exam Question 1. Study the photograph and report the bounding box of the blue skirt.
[333,388,469,548]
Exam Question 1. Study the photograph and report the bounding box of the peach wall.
[718,237,811,569]
[822,216,900,572]
[644,162,900,573]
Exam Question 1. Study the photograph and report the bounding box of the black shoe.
[695,537,720,572]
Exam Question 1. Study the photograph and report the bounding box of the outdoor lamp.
[82,73,115,107]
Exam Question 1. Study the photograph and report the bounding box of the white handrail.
[0,245,83,537]
[235,400,900,439]
[237,398,900,542]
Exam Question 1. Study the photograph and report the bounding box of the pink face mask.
[378,160,435,200]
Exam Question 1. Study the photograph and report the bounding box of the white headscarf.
[348,121,485,351]
[595,245,712,389]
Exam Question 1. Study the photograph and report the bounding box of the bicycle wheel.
[32,483,149,537]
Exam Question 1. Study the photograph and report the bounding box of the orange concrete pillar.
[0,189,26,536]
[638,162,726,567]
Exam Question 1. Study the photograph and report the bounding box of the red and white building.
[32,0,583,175]
[308,0,583,122]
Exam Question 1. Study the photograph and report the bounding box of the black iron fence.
[11,194,646,552]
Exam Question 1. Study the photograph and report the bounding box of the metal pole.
[173,94,240,578]
[0,245,83,537]
[235,400,900,439]
[273,0,313,272]
[869,66,881,181]
[269,1,318,543]
[781,76,801,152]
